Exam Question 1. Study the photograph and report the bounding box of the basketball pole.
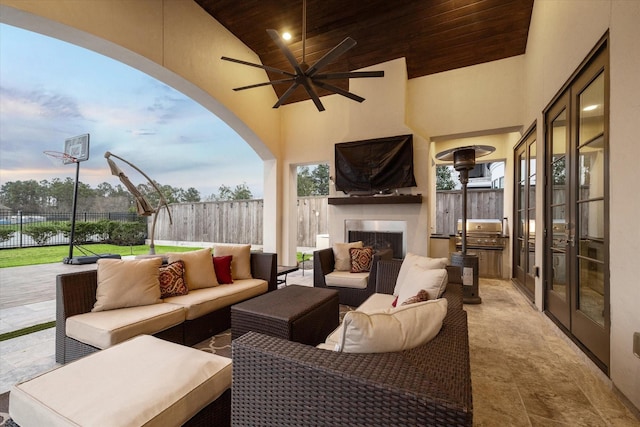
[67,160,80,262]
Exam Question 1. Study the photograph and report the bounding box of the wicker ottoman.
[9,335,232,427]
[231,285,339,346]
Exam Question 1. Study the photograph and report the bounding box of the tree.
[311,163,330,195]
[297,164,329,196]
[180,187,201,202]
[0,180,44,212]
[436,166,456,190]
[211,183,253,201]
[297,166,315,196]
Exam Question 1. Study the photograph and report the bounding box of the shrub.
[109,221,147,246]
[22,224,59,246]
[58,221,94,243]
[0,228,15,243]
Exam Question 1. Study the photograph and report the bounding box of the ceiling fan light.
[282,32,292,41]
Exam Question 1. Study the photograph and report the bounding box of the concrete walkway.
[0,260,313,394]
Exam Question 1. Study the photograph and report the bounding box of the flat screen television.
[334,134,417,195]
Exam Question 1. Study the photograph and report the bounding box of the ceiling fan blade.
[273,82,301,108]
[311,79,365,103]
[233,78,296,91]
[221,56,295,77]
[300,78,325,111]
[307,37,357,77]
[314,71,385,80]
[266,29,304,75]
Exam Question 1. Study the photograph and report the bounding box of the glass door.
[513,126,536,299]
[544,39,609,371]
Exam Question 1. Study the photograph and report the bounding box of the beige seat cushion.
[324,271,369,289]
[164,278,267,320]
[167,247,218,290]
[213,244,252,279]
[10,335,231,427]
[66,303,185,349]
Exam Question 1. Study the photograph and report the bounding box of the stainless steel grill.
[455,219,506,249]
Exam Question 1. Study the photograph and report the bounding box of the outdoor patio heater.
[436,145,495,304]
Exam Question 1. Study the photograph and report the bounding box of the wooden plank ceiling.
[195,0,534,106]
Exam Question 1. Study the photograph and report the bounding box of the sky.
[0,24,264,199]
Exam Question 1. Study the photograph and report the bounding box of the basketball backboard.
[64,134,90,164]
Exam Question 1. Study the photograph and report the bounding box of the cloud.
[0,85,82,119]
[0,25,265,199]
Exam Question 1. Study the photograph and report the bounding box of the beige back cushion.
[167,248,218,290]
[333,241,363,271]
[396,266,448,304]
[93,257,163,312]
[336,298,448,353]
[213,244,252,280]
[393,253,449,296]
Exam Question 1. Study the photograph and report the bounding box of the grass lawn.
[0,244,199,268]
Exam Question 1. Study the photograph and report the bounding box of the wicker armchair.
[313,247,392,306]
[232,261,472,426]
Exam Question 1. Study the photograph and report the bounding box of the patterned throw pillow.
[401,289,430,305]
[349,247,373,273]
[159,260,188,298]
[213,255,233,284]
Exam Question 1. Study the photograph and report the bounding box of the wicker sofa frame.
[55,252,277,364]
[232,259,472,426]
[313,247,393,306]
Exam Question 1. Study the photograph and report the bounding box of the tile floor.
[0,263,638,425]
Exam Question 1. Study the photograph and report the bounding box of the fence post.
[18,210,23,248]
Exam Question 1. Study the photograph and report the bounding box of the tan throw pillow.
[336,298,448,353]
[92,257,163,312]
[396,265,448,305]
[401,289,430,305]
[394,253,449,296]
[213,244,252,280]
[167,248,218,290]
[333,241,363,271]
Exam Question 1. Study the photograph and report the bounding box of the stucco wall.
[523,0,640,409]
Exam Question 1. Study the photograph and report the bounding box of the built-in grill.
[455,219,506,250]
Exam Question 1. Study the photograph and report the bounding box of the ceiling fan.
[221,0,384,112]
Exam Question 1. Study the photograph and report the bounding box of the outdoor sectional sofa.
[55,251,277,364]
[232,259,472,426]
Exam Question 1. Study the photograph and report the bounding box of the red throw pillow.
[349,247,373,273]
[159,260,188,298]
[213,255,233,284]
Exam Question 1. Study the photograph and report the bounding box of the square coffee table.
[231,285,339,346]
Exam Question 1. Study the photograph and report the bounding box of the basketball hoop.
[43,150,78,165]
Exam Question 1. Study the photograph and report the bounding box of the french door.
[513,126,536,300]
[544,37,609,371]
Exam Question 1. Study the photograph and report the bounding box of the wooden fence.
[154,191,504,246]
[435,189,504,235]
[154,196,328,247]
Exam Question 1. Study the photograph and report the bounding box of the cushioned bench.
[10,335,231,427]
